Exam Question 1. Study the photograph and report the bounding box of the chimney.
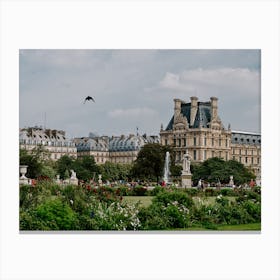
[173,98,181,119]
[210,97,218,121]
[190,96,198,126]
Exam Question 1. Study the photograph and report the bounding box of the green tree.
[55,155,75,179]
[99,162,132,181]
[131,143,174,182]
[19,149,43,178]
[73,155,100,181]
[191,157,255,185]
[41,165,56,179]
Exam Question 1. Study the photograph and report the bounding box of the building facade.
[160,97,261,176]
[75,134,160,164]
[19,127,77,160]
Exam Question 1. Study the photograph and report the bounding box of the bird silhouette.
[84,96,95,104]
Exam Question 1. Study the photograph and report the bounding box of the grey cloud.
[20,49,261,137]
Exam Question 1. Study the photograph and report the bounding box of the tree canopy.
[130,143,177,182]
[191,157,256,185]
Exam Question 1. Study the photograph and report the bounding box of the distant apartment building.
[160,97,261,176]
[74,134,160,164]
[19,126,77,160]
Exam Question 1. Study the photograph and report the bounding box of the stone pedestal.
[19,165,30,185]
[70,178,78,185]
[181,172,192,188]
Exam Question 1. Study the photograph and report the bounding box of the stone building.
[19,126,77,160]
[160,97,261,176]
[75,134,160,164]
[73,136,110,164]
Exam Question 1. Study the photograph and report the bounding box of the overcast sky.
[19,49,261,138]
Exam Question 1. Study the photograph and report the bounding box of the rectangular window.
[178,139,181,147]
[257,158,260,164]
[204,150,207,160]
[245,157,248,163]
[204,137,207,146]
[183,138,186,147]
[239,149,241,155]
[239,157,242,163]
[212,138,214,146]
[193,150,197,160]
[165,139,168,145]
[233,156,236,161]
[194,137,196,146]
[219,139,221,146]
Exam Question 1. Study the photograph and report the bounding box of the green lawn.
[178,223,261,231]
[122,196,236,208]
[193,196,236,205]
[122,196,153,208]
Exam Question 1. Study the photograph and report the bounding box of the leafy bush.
[132,186,148,196]
[35,198,78,230]
[19,181,261,231]
[153,189,194,208]
[220,188,236,197]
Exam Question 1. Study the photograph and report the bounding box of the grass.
[193,196,236,205]
[122,196,236,208]
[122,196,153,208]
[216,223,261,231]
[176,223,261,231]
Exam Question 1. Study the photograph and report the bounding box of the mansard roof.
[165,101,212,130]
[76,134,160,152]
[19,127,75,146]
[231,131,261,145]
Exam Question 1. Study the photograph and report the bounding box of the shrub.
[35,198,78,230]
[184,188,199,196]
[220,188,236,197]
[150,186,165,196]
[132,186,148,196]
[153,189,194,208]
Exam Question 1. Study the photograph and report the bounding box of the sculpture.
[181,149,192,188]
[70,169,77,179]
[182,150,192,174]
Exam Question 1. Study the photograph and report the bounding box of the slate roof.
[231,131,261,145]
[165,102,212,130]
[76,134,160,152]
[19,128,75,147]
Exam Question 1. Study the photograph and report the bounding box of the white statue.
[183,150,192,174]
[70,169,77,179]
[229,175,234,187]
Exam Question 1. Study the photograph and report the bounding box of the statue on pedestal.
[182,150,192,174]
[181,149,192,188]
[70,170,77,179]
[69,169,78,185]
[229,175,234,187]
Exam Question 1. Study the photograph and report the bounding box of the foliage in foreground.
[20,182,261,231]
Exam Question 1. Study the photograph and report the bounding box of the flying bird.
[84,96,95,104]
